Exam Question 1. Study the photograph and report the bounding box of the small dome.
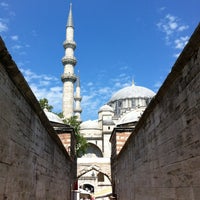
[109,85,155,102]
[80,120,100,130]
[99,105,114,112]
[44,109,64,124]
[117,108,145,125]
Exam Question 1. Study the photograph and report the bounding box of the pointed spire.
[67,3,74,28]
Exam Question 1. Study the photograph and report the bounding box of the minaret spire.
[67,3,74,28]
[74,71,82,122]
[61,3,77,119]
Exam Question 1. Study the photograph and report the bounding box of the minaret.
[74,73,82,121]
[61,3,77,119]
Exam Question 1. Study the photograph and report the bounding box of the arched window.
[83,184,94,193]
[97,172,104,182]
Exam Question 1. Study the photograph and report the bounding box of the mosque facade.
[77,83,155,199]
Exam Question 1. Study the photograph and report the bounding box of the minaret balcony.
[63,40,76,50]
[74,108,82,113]
[74,96,82,101]
[62,56,77,66]
[61,73,77,83]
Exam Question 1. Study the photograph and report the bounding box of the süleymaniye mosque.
[0,2,200,200]
[47,4,156,199]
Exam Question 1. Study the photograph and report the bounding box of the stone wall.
[0,38,76,200]
[53,122,76,160]
[111,24,200,200]
[77,158,111,180]
[111,128,133,159]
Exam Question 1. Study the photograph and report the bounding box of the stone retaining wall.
[111,24,200,200]
[0,37,76,200]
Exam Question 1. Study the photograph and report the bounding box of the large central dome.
[109,85,155,102]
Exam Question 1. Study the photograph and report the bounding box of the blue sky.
[0,0,199,121]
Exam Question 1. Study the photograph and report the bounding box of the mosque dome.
[44,109,64,124]
[80,120,100,130]
[99,105,114,112]
[109,84,155,102]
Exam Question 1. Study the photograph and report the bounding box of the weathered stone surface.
[0,37,76,200]
[111,24,200,199]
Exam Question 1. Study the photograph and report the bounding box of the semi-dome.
[80,120,100,130]
[109,85,155,102]
[117,108,145,125]
[99,105,114,112]
[44,109,64,124]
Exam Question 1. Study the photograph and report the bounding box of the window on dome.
[145,98,151,106]
[116,100,122,116]
[131,99,135,108]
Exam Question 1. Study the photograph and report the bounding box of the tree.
[39,98,53,112]
[66,116,88,157]
[39,98,88,157]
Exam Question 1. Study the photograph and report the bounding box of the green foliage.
[57,112,64,118]
[39,98,53,112]
[66,116,88,157]
[57,112,67,123]
[75,131,89,157]
[38,97,88,157]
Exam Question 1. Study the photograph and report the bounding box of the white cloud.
[173,52,180,58]
[169,22,178,30]
[39,80,51,86]
[178,25,189,32]
[12,44,22,50]
[98,87,110,95]
[20,66,136,120]
[11,41,30,55]
[157,14,189,45]
[87,82,93,86]
[159,7,166,12]
[0,2,8,8]
[119,65,128,70]
[82,94,95,103]
[81,93,102,120]
[10,35,19,41]
[80,70,134,120]
[20,68,62,113]
[174,36,189,49]
[21,68,58,83]
[50,86,62,92]
[0,2,15,17]
[166,14,175,22]
[0,20,8,32]
[154,81,162,90]
[157,13,189,58]
[30,83,62,112]
[119,73,127,78]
